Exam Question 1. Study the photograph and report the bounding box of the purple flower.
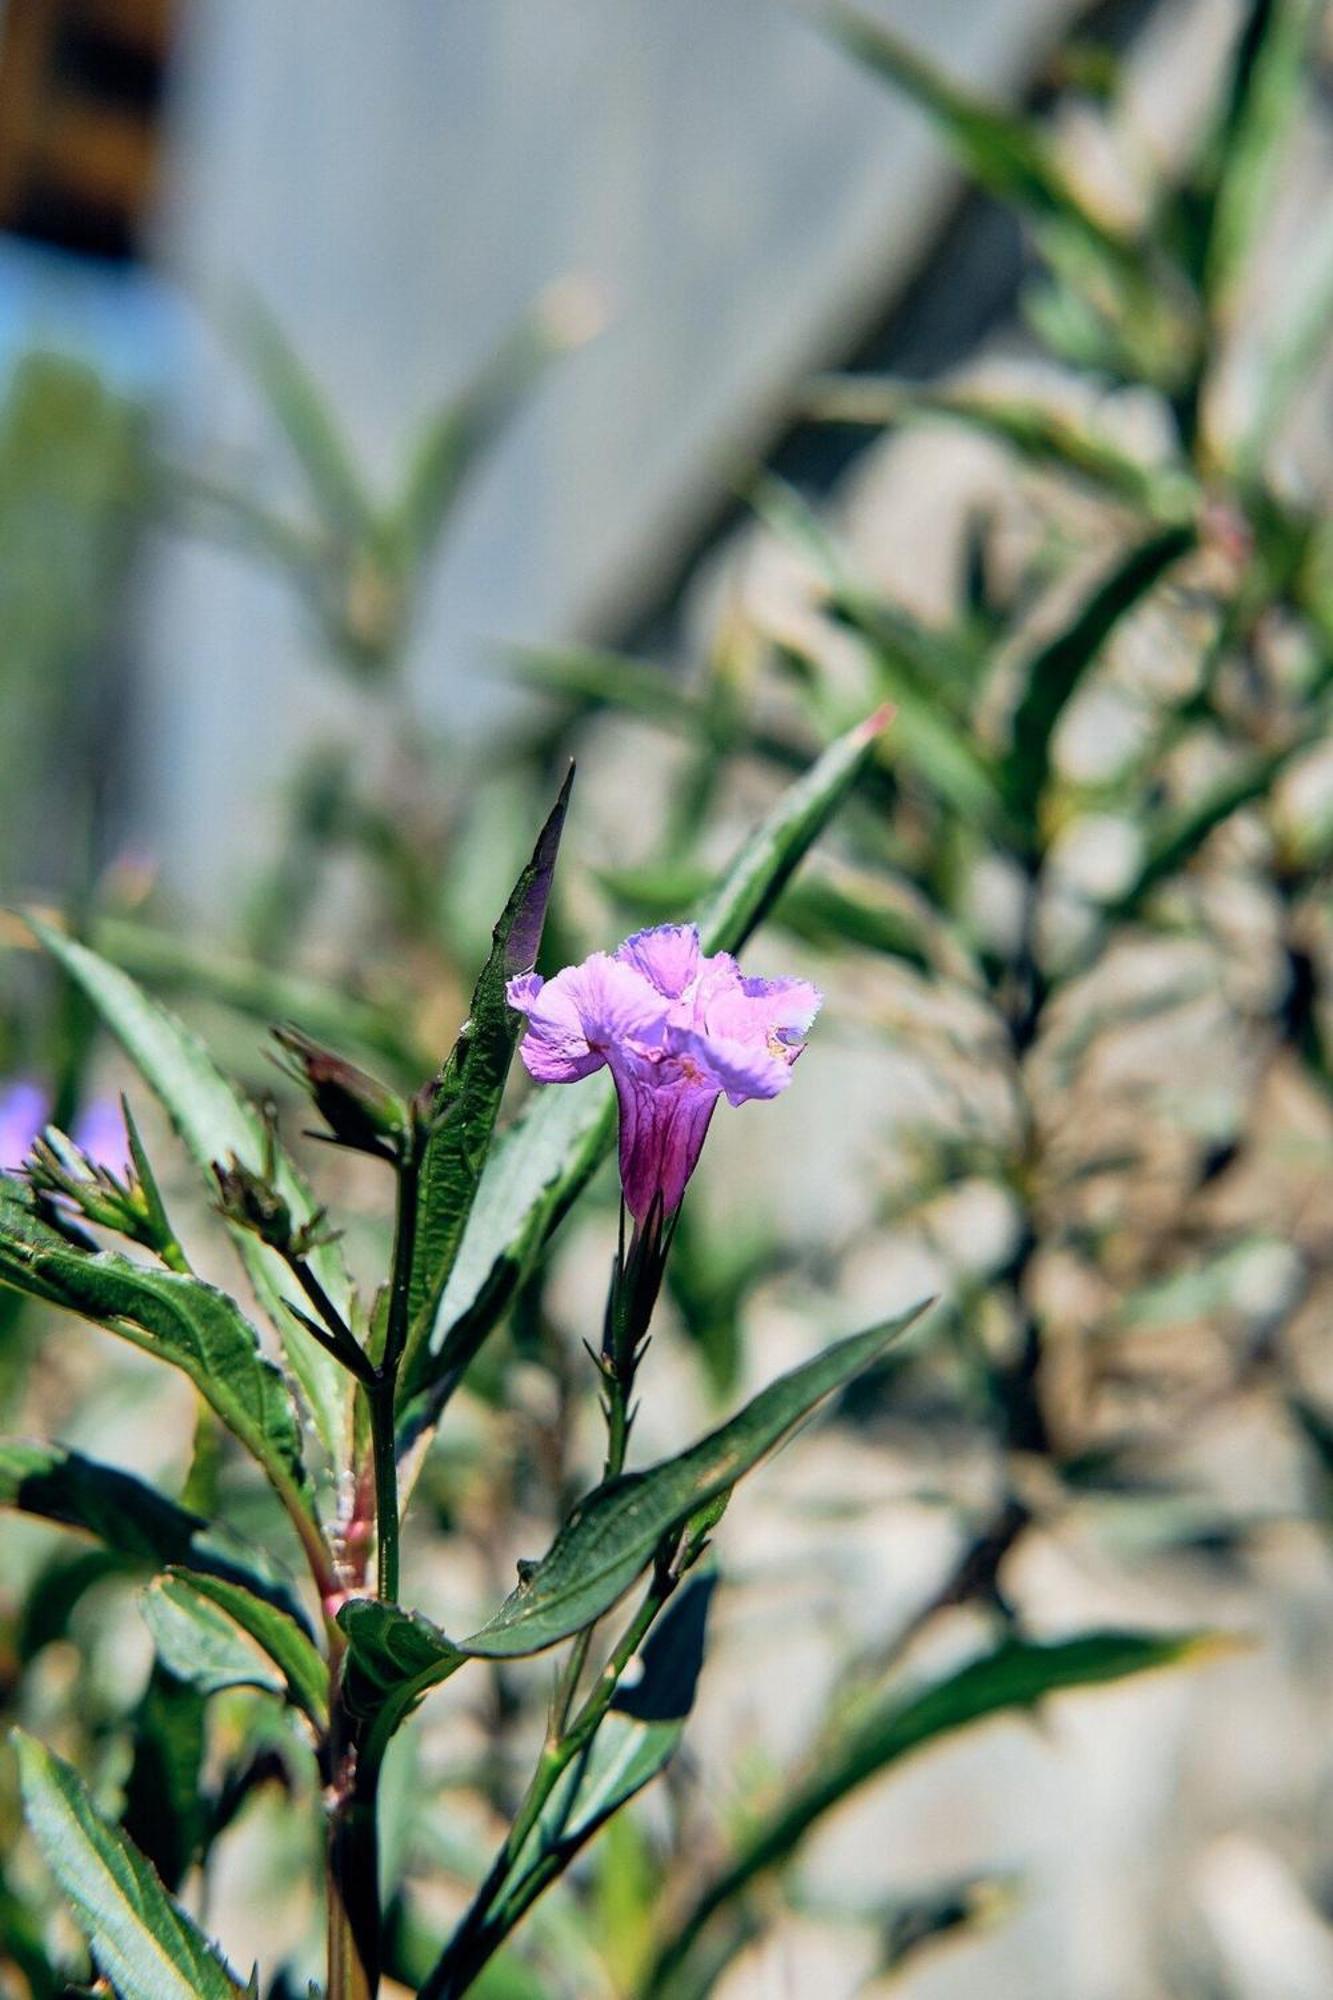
[507,924,820,1223]
[0,1078,124,1173]
[0,1081,50,1172]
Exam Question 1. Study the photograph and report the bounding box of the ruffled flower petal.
[670,1025,791,1106]
[615,923,701,999]
[508,925,820,1222]
[507,954,669,1084]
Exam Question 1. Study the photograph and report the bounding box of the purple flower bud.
[507,924,820,1223]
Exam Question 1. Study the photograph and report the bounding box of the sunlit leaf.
[0,1436,306,1622]
[803,374,1198,521]
[142,1577,286,1701]
[1003,525,1192,833]
[401,770,572,1390]
[29,919,355,1459]
[646,1628,1222,1997]
[823,4,1137,267]
[153,1569,328,1725]
[0,1190,313,1527]
[13,1731,249,2000]
[464,1306,926,1658]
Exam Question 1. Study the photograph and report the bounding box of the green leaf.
[1106,743,1294,916]
[234,296,373,543]
[646,1628,1222,1997]
[822,4,1137,268]
[752,475,1006,828]
[463,1306,927,1658]
[688,704,897,957]
[13,1730,249,2000]
[405,708,893,1425]
[1200,0,1317,317]
[336,1600,465,1763]
[140,1572,324,1722]
[0,1204,313,1524]
[402,770,573,1383]
[390,297,581,573]
[155,1569,328,1725]
[143,1576,285,1699]
[92,912,423,1078]
[802,375,1199,521]
[0,1436,306,1621]
[28,919,355,1458]
[1002,525,1193,833]
[121,1667,208,1893]
[501,1576,717,1927]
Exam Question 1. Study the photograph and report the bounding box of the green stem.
[369,1375,400,1603]
[371,1129,422,1603]
[326,1694,381,2000]
[421,1556,679,2000]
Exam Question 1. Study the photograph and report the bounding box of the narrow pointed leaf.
[155,1569,328,1724]
[391,302,575,571]
[402,770,572,1384]
[142,1577,286,1700]
[648,1629,1222,1996]
[823,3,1136,268]
[121,1668,207,1893]
[0,1202,312,1520]
[1202,0,1316,315]
[0,1437,307,1622]
[29,919,354,1457]
[463,1305,927,1658]
[803,375,1198,520]
[1003,525,1192,831]
[492,1576,718,1939]
[406,711,894,1417]
[13,1731,248,2000]
[235,297,372,541]
[1107,742,1296,916]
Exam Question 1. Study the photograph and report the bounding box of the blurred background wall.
[0,0,1083,913]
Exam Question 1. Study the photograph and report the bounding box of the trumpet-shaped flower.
[507,924,820,1222]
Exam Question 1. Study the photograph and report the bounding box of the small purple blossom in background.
[507,924,820,1223]
[0,1078,124,1173]
[0,1082,50,1172]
